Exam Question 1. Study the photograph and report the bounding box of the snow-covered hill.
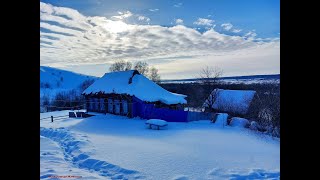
[40,66,97,97]
[40,66,97,90]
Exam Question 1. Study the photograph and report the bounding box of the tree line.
[109,60,160,83]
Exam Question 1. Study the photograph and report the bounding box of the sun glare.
[104,20,131,33]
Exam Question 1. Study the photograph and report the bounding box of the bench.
[69,111,90,118]
[76,112,85,118]
[69,112,77,118]
[145,119,168,130]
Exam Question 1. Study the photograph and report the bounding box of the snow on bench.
[145,119,168,130]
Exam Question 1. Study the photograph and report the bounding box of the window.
[100,98,105,112]
[114,100,120,114]
[122,100,128,114]
[108,98,113,113]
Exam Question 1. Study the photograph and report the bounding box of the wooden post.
[51,116,53,123]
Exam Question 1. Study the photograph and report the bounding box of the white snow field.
[40,111,280,180]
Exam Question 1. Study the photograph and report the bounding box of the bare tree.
[198,66,223,85]
[198,66,223,113]
[203,88,220,112]
[134,61,149,75]
[149,66,161,83]
[109,60,133,72]
[125,61,132,70]
[246,83,280,133]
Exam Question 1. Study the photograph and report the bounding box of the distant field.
[160,74,280,84]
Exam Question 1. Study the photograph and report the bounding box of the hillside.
[40,66,97,90]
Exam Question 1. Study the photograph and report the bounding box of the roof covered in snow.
[83,70,187,105]
[204,89,256,115]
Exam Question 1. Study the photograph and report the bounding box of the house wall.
[85,94,133,117]
[84,94,188,122]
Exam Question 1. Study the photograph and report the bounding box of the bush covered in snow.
[249,121,260,131]
[229,117,249,128]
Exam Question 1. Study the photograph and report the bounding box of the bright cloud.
[193,18,214,26]
[175,18,183,25]
[138,15,150,22]
[221,23,242,33]
[111,11,132,20]
[244,30,257,40]
[40,2,279,78]
[232,29,242,33]
[149,8,159,12]
[221,23,233,31]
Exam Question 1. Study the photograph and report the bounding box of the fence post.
[51,116,53,123]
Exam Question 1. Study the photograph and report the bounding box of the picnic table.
[69,111,93,118]
[145,119,168,130]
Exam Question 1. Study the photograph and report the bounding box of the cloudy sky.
[40,0,280,79]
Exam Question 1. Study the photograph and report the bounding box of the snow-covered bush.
[258,108,273,126]
[246,85,280,135]
[229,117,249,128]
[262,125,280,138]
[249,121,260,131]
[272,126,280,137]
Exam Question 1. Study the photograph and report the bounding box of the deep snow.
[40,111,280,180]
[230,117,250,128]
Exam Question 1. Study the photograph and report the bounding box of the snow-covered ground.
[40,111,280,180]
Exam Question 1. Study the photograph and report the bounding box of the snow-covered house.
[82,70,188,121]
[203,89,256,116]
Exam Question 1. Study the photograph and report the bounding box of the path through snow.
[40,127,144,180]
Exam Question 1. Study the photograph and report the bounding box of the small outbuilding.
[203,88,256,116]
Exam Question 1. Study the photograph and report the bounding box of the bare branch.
[109,60,132,72]
[198,66,223,85]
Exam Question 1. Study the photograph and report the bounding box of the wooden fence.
[187,111,214,121]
